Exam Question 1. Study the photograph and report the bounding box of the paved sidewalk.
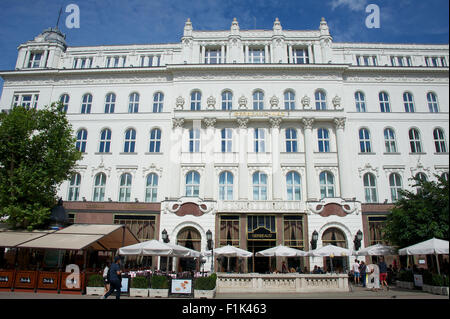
[0,286,447,299]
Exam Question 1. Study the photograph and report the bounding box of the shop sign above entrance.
[248,227,276,240]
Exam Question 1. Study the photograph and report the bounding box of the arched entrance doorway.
[322,227,348,272]
[176,227,201,272]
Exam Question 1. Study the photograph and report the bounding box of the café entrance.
[247,215,277,273]
[176,227,201,272]
[322,227,349,272]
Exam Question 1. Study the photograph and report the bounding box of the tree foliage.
[0,103,81,230]
[383,174,449,248]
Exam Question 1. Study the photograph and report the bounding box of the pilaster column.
[24,50,31,68]
[302,118,318,201]
[237,117,249,200]
[42,50,49,68]
[203,118,216,200]
[221,45,225,63]
[288,45,293,64]
[171,118,185,199]
[47,50,55,68]
[269,117,282,200]
[264,44,269,63]
[245,45,249,63]
[201,45,205,63]
[334,118,351,200]
[308,45,313,64]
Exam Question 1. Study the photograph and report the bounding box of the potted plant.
[193,273,217,299]
[396,270,414,290]
[149,275,169,298]
[129,276,149,297]
[86,274,105,296]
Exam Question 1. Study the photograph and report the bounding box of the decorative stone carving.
[302,118,314,130]
[333,118,346,130]
[142,163,163,178]
[172,118,185,128]
[269,95,280,110]
[332,95,342,110]
[236,117,249,129]
[207,96,216,110]
[269,117,282,129]
[91,156,111,177]
[358,163,379,177]
[301,95,311,109]
[203,117,216,128]
[238,95,248,110]
[175,96,185,110]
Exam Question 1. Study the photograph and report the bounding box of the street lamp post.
[310,230,319,250]
[206,229,214,274]
[353,230,363,251]
[161,229,170,272]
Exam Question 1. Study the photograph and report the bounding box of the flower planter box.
[397,281,414,290]
[86,287,105,296]
[194,288,216,299]
[422,284,433,293]
[421,284,448,295]
[149,288,168,298]
[129,288,149,297]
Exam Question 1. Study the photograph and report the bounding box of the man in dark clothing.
[377,257,389,290]
[102,256,122,299]
[359,261,367,288]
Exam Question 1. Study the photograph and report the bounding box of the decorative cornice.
[236,117,250,129]
[333,117,346,130]
[269,116,282,129]
[203,117,217,128]
[302,118,314,130]
[172,118,185,128]
[358,163,379,178]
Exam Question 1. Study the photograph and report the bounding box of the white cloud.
[329,0,368,11]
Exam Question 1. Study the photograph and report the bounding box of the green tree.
[383,174,449,248]
[0,103,81,230]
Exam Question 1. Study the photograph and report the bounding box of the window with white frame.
[292,48,309,64]
[124,128,136,153]
[205,49,222,64]
[149,128,161,153]
[355,91,366,112]
[318,128,330,153]
[99,128,112,153]
[13,93,39,109]
[284,90,296,110]
[221,91,233,110]
[254,128,265,153]
[128,93,139,113]
[248,48,265,63]
[81,94,92,114]
[389,173,403,202]
[219,171,233,200]
[403,92,415,112]
[285,128,298,153]
[253,171,268,200]
[319,171,335,199]
[145,173,158,202]
[286,171,301,201]
[359,128,372,153]
[221,128,232,153]
[118,173,132,202]
[409,128,422,153]
[105,93,116,113]
[315,90,327,110]
[363,173,378,203]
[76,129,87,153]
[433,128,447,153]
[28,52,43,68]
[153,92,164,113]
[379,92,390,112]
[68,173,81,201]
[253,90,264,110]
[93,173,106,202]
[427,92,439,113]
[59,94,70,113]
[384,128,397,153]
[189,128,200,153]
[190,91,202,110]
[185,171,200,197]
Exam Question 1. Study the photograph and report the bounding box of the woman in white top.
[352,259,360,285]
[102,262,110,294]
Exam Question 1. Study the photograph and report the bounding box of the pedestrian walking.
[378,256,389,291]
[352,259,360,285]
[102,262,110,295]
[102,256,122,299]
[359,261,367,288]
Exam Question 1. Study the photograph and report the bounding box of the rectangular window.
[368,216,387,245]
[254,129,265,153]
[363,56,370,66]
[372,56,378,66]
[28,52,42,68]
[219,216,240,246]
[114,215,156,242]
[249,48,265,63]
[293,49,309,64]
[406,56,412,66]
[440,57,447,67]
[283,216,304,249]
[432,57,438,67]
[205,49,221,64]
[13,93,39,109]
[390,56,396,66]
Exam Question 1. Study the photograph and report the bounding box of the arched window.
[415,172,427,194]
[118,173,132,202]
[221,128,232,153]
[253,171,268,200]
[384,128,397,153]
[124,128,136,153]
[319,171,335,198]
[185,171,200,197]
[59,94,70,113]
[284,90,296,110]
[433,128,447,153]
[254,128,265,153]
[219,171,233,200]
[145,173,158,202]
[93,173,106,202]
[355,91,366,112]
[403,92,415,113]
[68,173,81,201]
[128,93,139,113]
[285,128,298,153]
[427,92,439,113]
[76,129,87,153]
[253,90,264,110]
[359,128,372,153]
[409,128,422,153]
[318,128,330,152]
[315,90,327,110]
[99,128,112,153]
[189,128,200,153]
[379,92,390,112]
[190,91,202,110]
[149,128,161,153]
[105,93,116,113]
[153,92,164,113]
[286,171,301,201]
[81,93,92,114]
[389,173,402,202]
[363,173,378,203]
[221,91,233,110]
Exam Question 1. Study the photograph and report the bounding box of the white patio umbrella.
[118,239,187,257]
[355,243,398,256]
[166,242,201,258]
[398,238,449,274]
[255,244,308,257]
[309,244,351,273]
[202,245,253,272]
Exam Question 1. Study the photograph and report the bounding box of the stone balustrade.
[216,273,349,293]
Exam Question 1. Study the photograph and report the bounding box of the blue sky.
[0,0,448,96]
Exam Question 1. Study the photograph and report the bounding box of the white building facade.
[0,18,448,273]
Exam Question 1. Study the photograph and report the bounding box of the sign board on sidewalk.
[171,279,192,294]
[414,274,423,287]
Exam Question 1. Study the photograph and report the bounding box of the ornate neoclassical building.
[0,17,448,273]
